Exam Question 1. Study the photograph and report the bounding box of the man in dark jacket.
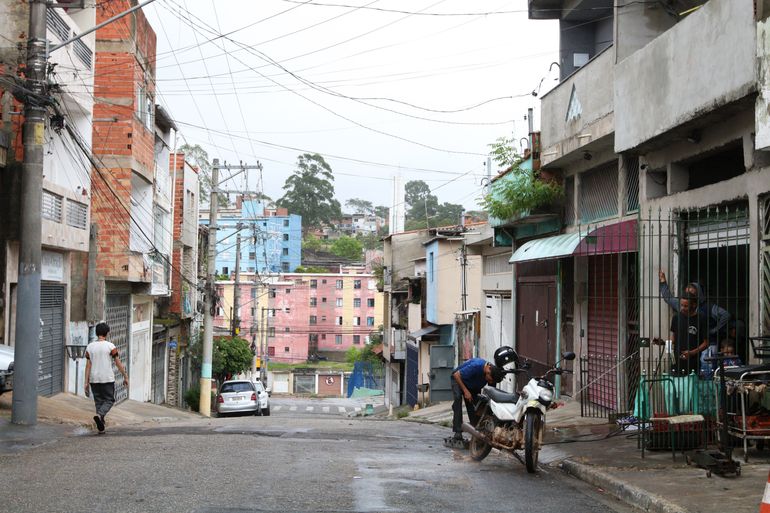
[450,358,504,442]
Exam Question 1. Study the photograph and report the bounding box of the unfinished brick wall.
[91,0,158,282]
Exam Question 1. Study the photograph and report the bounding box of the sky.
[143,0,559,214]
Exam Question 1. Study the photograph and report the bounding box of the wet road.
[1,413,632,513]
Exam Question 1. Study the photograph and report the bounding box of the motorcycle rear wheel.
[469,415,493,461]
[524,410,542,473]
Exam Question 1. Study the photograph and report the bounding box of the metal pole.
[232,233,242,337]
[460,243,468,311]
[200,159,220,417]
[260,306,267,383]
[12,0,47,426]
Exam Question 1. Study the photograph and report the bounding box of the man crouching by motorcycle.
[450,358,505,443]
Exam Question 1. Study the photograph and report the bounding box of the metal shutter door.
[39,285,65,396]
[406,343,418,406]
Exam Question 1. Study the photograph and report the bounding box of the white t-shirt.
[85,340,118,383]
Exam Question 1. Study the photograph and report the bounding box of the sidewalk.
[0,391,202,453]
[403,399,769,513]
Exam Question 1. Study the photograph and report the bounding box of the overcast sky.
[144,0,559,213]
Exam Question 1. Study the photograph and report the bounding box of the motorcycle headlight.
[539,389,553,402]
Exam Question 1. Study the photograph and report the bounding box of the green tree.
[277,153,341,233]
[374,205,389,220]
[356,232,381,251]
[302,236,326,253]
[481,138,563,221]
[330,236,363,261]
[345,198,374,214]
[179,143,228,206]
[190,335,253,384]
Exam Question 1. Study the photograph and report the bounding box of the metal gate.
[151,332,166,404]
[429,345,454,402]
[105,295,130,403]
[39,285,65,396]
[586,254,619,410]
[405,342,418,406]
[294,373,315,394]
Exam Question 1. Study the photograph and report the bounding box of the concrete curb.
[559,459,689,513]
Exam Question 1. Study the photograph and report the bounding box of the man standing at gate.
[670,293,710,376]
[84,322,128,434]
[449,358,504,445]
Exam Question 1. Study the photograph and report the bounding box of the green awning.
[509,232,582,263]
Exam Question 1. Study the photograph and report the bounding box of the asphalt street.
[1,399,634,513]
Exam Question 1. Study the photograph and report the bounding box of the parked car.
[0,344,13,395]
[252,379,270,416]
[215,380,259,416]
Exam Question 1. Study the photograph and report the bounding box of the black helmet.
[494,346,519,368]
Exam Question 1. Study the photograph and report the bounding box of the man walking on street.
[84,322,128,433]
[450,358,504,442]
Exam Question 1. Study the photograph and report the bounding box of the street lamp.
[65,344,87,396]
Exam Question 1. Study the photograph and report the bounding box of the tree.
[179,143,228,206]
[374,205,389,220]
[330,236,364,261]
[345,198,374,215]
[356,232,381,251]
[190,335,252,384]
[302,236,326,253]
[277,153,341,233]
[481,138,563,221]
[435,202,464,226]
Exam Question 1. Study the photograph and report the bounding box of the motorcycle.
[461,347,576,473]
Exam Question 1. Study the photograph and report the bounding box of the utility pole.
[12,0,47,425]
[260,306,267,383]
[200,159,220,417]
[460,243,468,311]
[232,232,242,337]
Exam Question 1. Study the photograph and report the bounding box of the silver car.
[215,380,259,416]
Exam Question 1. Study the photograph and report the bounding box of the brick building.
[89,1,169,404]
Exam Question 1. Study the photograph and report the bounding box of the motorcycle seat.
[483,386,519,403]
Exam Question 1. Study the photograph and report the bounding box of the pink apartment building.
[214,272,383,363]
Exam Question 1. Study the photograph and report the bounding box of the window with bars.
[624,155,640,214]
[42,190,63,222]
[579,161,619,223]
[483,253,511,275]
[73,36,92,69]
[46,9,69,42]
[66,200,88,229]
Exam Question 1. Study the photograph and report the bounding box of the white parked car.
[0,344,14,395]
[252,379,270,416]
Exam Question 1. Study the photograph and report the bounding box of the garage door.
[105,295,130,403]
[39,285,65,396]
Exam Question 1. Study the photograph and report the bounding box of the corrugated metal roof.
[509,232,582,263]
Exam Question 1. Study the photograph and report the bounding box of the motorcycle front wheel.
[469,415,493,461]
[524,410,542,473]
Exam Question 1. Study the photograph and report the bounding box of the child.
[720,339,743,367]
[84,322,129,433]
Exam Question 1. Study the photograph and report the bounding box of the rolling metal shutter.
[406,343,418,406]
[39,285,65,396]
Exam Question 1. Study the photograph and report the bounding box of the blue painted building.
[200,199,302,275]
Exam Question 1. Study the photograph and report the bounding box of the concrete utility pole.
[200,159,220,417]
[12,0,48,425]
[232,232,242,337]
[260,306,267,383]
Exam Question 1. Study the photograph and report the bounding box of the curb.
[559,459,689,513]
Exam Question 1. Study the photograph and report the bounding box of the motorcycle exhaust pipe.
[461,422,510,452]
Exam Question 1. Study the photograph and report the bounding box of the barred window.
[42,190,63,222]
[66,200,88,229]
[579,161,619,223]
[483,253,511,275]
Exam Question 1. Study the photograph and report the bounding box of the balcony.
[614,0,757,152]
[539,46,615,167]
